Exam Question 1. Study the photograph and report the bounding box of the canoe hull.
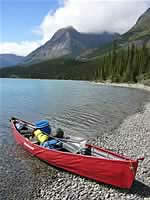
[11,121,138,189]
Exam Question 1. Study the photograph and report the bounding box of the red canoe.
[10,118,144,189]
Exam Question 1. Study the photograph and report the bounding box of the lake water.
[0,78,149,199]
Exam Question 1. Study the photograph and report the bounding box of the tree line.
[0,42,150,84]
[95,42,150,83]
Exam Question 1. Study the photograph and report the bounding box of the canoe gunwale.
[11,120,137,163]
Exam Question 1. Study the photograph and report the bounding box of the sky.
[0,0,150,56]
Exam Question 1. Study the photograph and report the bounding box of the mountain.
[83,8,150,59]
[1,9,149,83]
[0,54,24,68]
[119,8,150,46]
[23,26,119,64]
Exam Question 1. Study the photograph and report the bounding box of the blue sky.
[1,0,59,42]
[0,0,150,56]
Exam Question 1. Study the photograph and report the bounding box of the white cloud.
[0,41,41,56]
[1,0,150,56]
[38,0,150,43]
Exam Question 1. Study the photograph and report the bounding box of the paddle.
[11,117,87,147]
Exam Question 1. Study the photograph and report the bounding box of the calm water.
[0,78,149,199]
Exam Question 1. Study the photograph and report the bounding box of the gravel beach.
[33,84,150,200]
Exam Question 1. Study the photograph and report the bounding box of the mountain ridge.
[0,54,24,68]
[0,7,149,83]
[22,26,119,65]
[119,8,150,45]
[82,8,150,59]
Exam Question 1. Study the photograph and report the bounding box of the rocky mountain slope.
[83,8,150,59]
[23,26,118,64]
[0,54,24,68]
[120,8,150,46]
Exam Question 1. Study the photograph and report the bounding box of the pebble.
[33,101,150,200]
[1,92,150,200]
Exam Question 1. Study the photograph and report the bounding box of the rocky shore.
[93,82,150,92]
[33,85,150,200]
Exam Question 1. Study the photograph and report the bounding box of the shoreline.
[33,83,150,200]
[92,81,150,92]
[2,77,150,92]
[2,79,150,200]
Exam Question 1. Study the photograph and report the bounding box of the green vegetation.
[95,42,150,83]
[120,8,150,43]
[1,8,150,85]
[0,58,100,81]
[0,42,149,84]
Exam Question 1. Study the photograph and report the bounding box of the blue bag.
[41,139,62,149]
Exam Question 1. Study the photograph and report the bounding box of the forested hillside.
[95,42,150,84]
[0,8,150,85]
[0,42,149,85]
[0,58,100,80]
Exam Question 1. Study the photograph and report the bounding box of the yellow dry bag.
[33,129,48,143]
